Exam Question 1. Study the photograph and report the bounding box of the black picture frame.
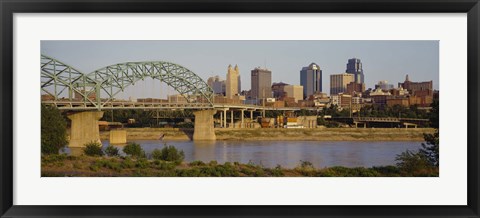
[1,0,479,217]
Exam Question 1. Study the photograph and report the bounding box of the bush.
[123,142,145,158]
[121,157,136,168]
[105,145,119,157]
[91,158,122,172]
[41,104,68,154]
[299,160,314,168]
[151,145,185,164]
[396,150,432,173]
[83,141,104,156]
[189,160,206,166]
[135,158,150,169]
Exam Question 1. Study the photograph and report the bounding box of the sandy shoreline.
[98,127,435,141]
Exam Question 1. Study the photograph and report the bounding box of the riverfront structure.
[346,58,364,84]
[330,73,354,95]
[226,65,240,99]
[300,63,322,99]
[251,67,272,99]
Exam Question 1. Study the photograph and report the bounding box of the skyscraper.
[251,67,272,99]
[238,74,241,93]
[300,63,322,99]
[346,58,364,84]
[226,64,240,99]
[207,75,226,95]
[330,73,354,95]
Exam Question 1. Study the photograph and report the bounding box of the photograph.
[40,40,440,177]
[2,1,478,216]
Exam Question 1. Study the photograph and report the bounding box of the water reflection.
[64,140,421,168]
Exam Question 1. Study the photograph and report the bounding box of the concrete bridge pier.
[67,111,104,147]
[193,109,217,140]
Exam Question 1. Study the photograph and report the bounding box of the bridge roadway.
[41,100,312,111]
[333,117,429,128]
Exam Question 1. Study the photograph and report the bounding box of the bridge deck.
[42,101,312,111]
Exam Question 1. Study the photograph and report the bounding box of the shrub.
[83,141,104,157]
[135,158,150,169]
[189,160,206,166]
[91,158,122,172]
[123,142,145,158]
[121,157,136,168]
[151,145,185,164]
[105,145,119,157]
[41,104,68,154]
[299,160,314,168]
[153,160,177,170]
[395,150,434,175]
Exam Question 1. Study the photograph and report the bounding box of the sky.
[41,40,439,99]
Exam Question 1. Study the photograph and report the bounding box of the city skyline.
[41,40,439,99]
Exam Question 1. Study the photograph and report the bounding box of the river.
[81,140,422,168]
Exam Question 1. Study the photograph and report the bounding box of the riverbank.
[99,127,435,141]
[41,154,439,177]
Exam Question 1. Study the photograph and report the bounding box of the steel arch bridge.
[41,55,214,110]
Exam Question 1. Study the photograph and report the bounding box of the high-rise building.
[300,63,322,99]
[330,73,354,95]
[284,85,303,103]
[346,82,365,95]
[238,75,241,93]
[272,82,289,99]
[346,58,364,84]
[226,64,240,99]
[251,67,272,99]
[375,80,394,91]
[207,75,226,95]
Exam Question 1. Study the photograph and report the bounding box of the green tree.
[151,144,185,164]
[41,104,68,154]
[419,130,439,167]
[123,142,145,158]
[83,141,104,156]
[105,145,120,157]
[396,100,440,170]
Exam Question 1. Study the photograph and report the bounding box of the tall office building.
[238,75,241,93]
[346,58,364,84]
[207,75,226,95]
[375,80,394,91]
[251,67,272,99]
[226,64,240,99]
[300,63,322,99]
[284,85,304,103]
[330,73,354,95]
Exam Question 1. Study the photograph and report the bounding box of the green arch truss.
[41,55,214,109]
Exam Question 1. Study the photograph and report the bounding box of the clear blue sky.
[41,40,438,99]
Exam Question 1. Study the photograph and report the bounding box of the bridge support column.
[223,109,227,128]
[219,111,223,128]
[230,110,234,128]
[67,111,104,148]
[193,110,216,141]
[240,109,244,128]
[250,110,253,120]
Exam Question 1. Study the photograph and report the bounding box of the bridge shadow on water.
[179,128,194,141]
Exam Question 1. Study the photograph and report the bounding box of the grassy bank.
[98,127,435,141]
[41,154,438,177]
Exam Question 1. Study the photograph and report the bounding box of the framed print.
[1,0,479,217]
